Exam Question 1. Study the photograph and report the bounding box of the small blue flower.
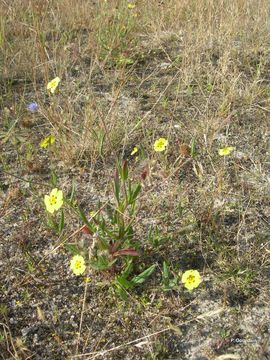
[27,102,39,113]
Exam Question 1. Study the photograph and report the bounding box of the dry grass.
[1,1,270,359]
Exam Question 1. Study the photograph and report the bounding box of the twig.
[75,279,89,356]
[1,169,51,188]
[72,317,194,359]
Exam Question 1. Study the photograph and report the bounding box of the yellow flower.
[218,146,235,156]
[154,138,168,152]
[70,255,86,276]
[44,188,63,214]
[40,134,55,148]
[128,3,136,9]
[181,269,201,291]
[47,77,60,94]
[131,146,138,156]
[89,211,96,218]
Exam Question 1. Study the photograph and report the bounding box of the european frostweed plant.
[218,146,235,156]
[181,269,201,291]
[47,77,60,94]
[66,160,156,299]
[44,188,63,214]
[154,138,168,152]
[40,134,55,148]
[69,160,142,272]
[70,255,86,276]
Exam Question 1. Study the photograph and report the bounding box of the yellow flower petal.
[128,3,136,9]
[154,138,168,152]
[218,146,235,156]
[181,270,201,291]
[70,255,86,276]
[47,77,60,94]
[40,135,55,148]
[131,146,138,156]
[44,188,63,214]
[89,211,96,218]
[51,188,58,196]
[44,195,54,214]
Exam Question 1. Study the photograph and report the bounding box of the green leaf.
[46,213,58,232]
[124,224,134,238]
[97,234,110,250]
[116,275,132,289]
[90,256,116,270]
[148,225,162,247]
[133,183,141,200]
[118,221,126,239]
[105,203,115,223]
[131,264,156,286]
[122,160,129,180]
[78,206,92,229]
[64,243,80,255]
[128,183,141,204]
[116,56,134,66]
[113,171,120,204]
[69,178,76,203]
[50,171,58,187]
[162,278,178,292]
[121,259,134,278]
[98,131,106,156]
[114,284,129,301]
[161,262,178,291]
[58,209,65,233]
[162,261,169,283]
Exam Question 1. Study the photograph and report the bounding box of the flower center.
[75,261,82,269]
[49,195,57,205]
[187,275,195,284]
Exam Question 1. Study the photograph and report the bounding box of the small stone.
[21,327,30,337]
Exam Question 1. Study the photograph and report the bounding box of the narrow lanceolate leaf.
[122,160,129,180]
[131,264,156,285]
[69,178,76,203]
[109,240,121,254]
[78,206,92,229]
[113,248,140,257]
[90,256,116,270]
[58,209,65,233]
[162,261,169,282]
[132,183,141,200]
[98,131,106,156]
[50,171,58,187]
[116,275,132,289]
[64,243,80,255]
[128,183,142,204]
[113,171,120,204]
[122,259,134,278]
[115,284,129,301]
